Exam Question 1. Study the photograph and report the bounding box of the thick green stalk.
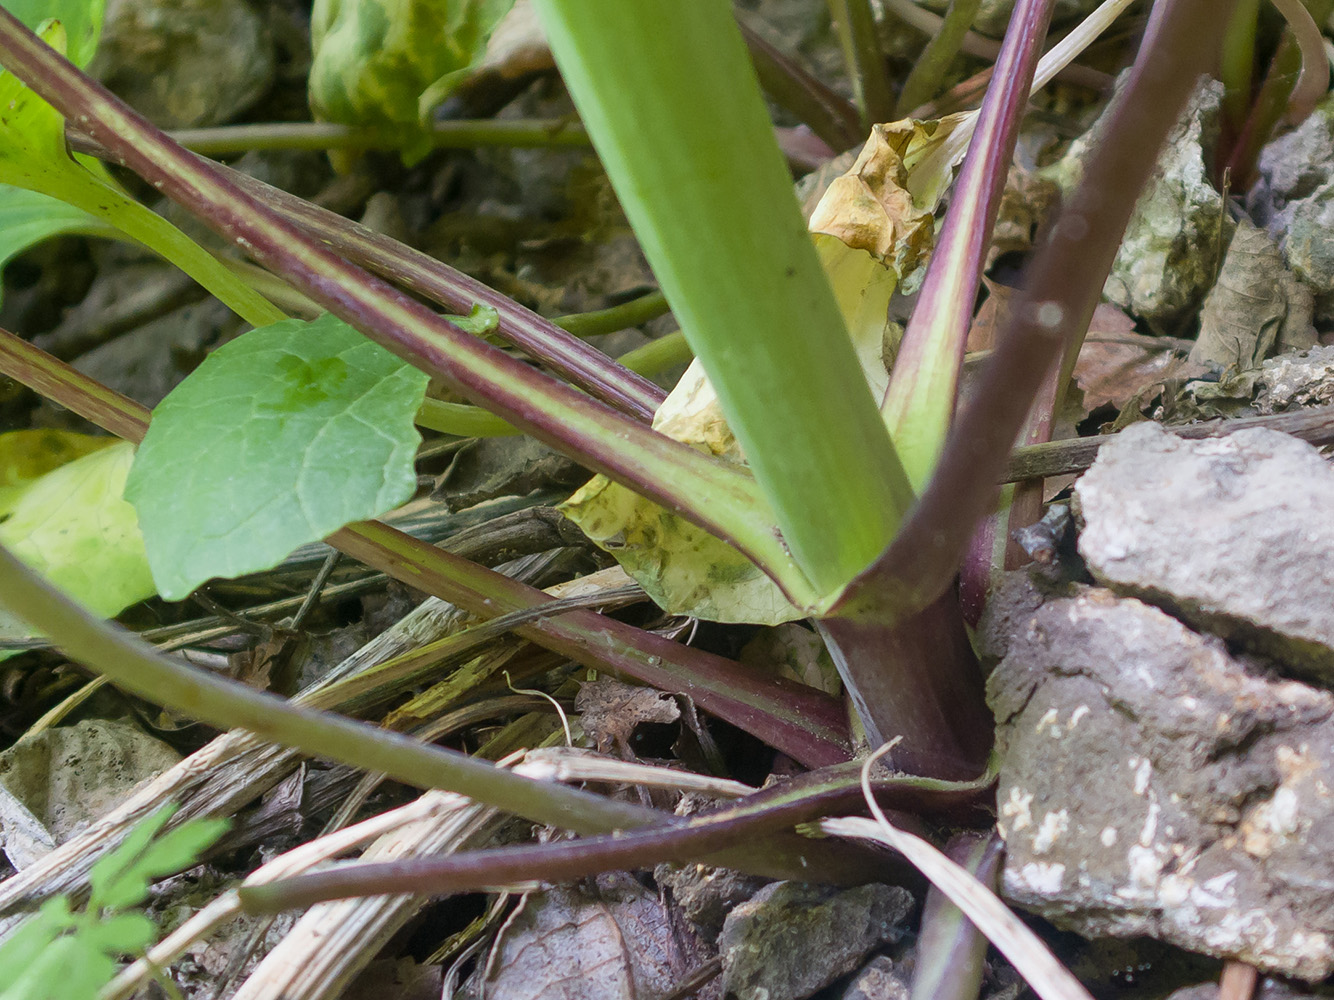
[531,0,913,594]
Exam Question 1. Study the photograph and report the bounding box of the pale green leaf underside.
[0,441,155,652]
[126,314,429,599]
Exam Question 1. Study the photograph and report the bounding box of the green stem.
[416,396,519,437]
[826,0,896,127]
[617,330,693,378]
[554,290,670,338]
[895,0,986,117]
[1220,0,1261,134]
[50,172,284,329]
[158,118,591,157]
[0,543,658,834]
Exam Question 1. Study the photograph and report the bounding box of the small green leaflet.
[0,14,281,326]
[0,805,226,1000]
[125,313,430,599]
[0,187,116,307]
[0,7,117,299]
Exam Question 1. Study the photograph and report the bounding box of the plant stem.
[0,327,851,765]
[819,588,992,777]
[895,0,985,117]
[332,521,852,767]
[0,15,815,598]
[68,131,667,423]
[554,290,670,338]
[1269,0,1331,125]
[1219,0,1261,135]
[162,119,591,157]
[416,397,518,437]
[909,832,1002,1000]
[0,543,659,834]
[533,0,913,595]
[835,0,1241,622]
[736,12,863,150]
[881,0,1055,490]
[827,0,896,127]
[238,758,993,913]
[616,330,693,379]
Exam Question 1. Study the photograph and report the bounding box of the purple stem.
[882,0,1055,433]
[71,131,665,423]
[237,758,991,914]
[834,0,1240,622]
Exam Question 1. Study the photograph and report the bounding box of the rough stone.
[92,0,276,128]
[1075,422,1334,680]
[655,862,768,939]
[840,955,909,1000]
[1057,79,1228,333]
[719,882,912,1000]
[1255,344,1334,413]
[988,589,1334,978]
[0,720,181,869]
[1251,99,1334,315]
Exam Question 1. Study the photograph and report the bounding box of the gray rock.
[719,882,912,1000]
[988,589,1334,979]
[1254,99,1334,207]
[1057,79,1228,333]
[92,0,276,128]
[0,720,180,869]
[1075,422,1334,679]
[655,862,768,939]
[841,955,909,1000]
[1255,344,1334,413]
[1251,100,1334,317]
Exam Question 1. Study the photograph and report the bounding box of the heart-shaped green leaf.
[125,313,429,599]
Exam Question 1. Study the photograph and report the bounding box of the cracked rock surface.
[719,881,912,1000]
[988,588,1334,979]
[1074,422,1334,680]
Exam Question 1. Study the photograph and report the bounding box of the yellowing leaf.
[564,366,804,626]
[0,441,154,623]
[0,429,116,518]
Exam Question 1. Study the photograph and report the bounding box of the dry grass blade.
[817,747,1095,1000]
[229,792,502,1000]
[520,747,754,798]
